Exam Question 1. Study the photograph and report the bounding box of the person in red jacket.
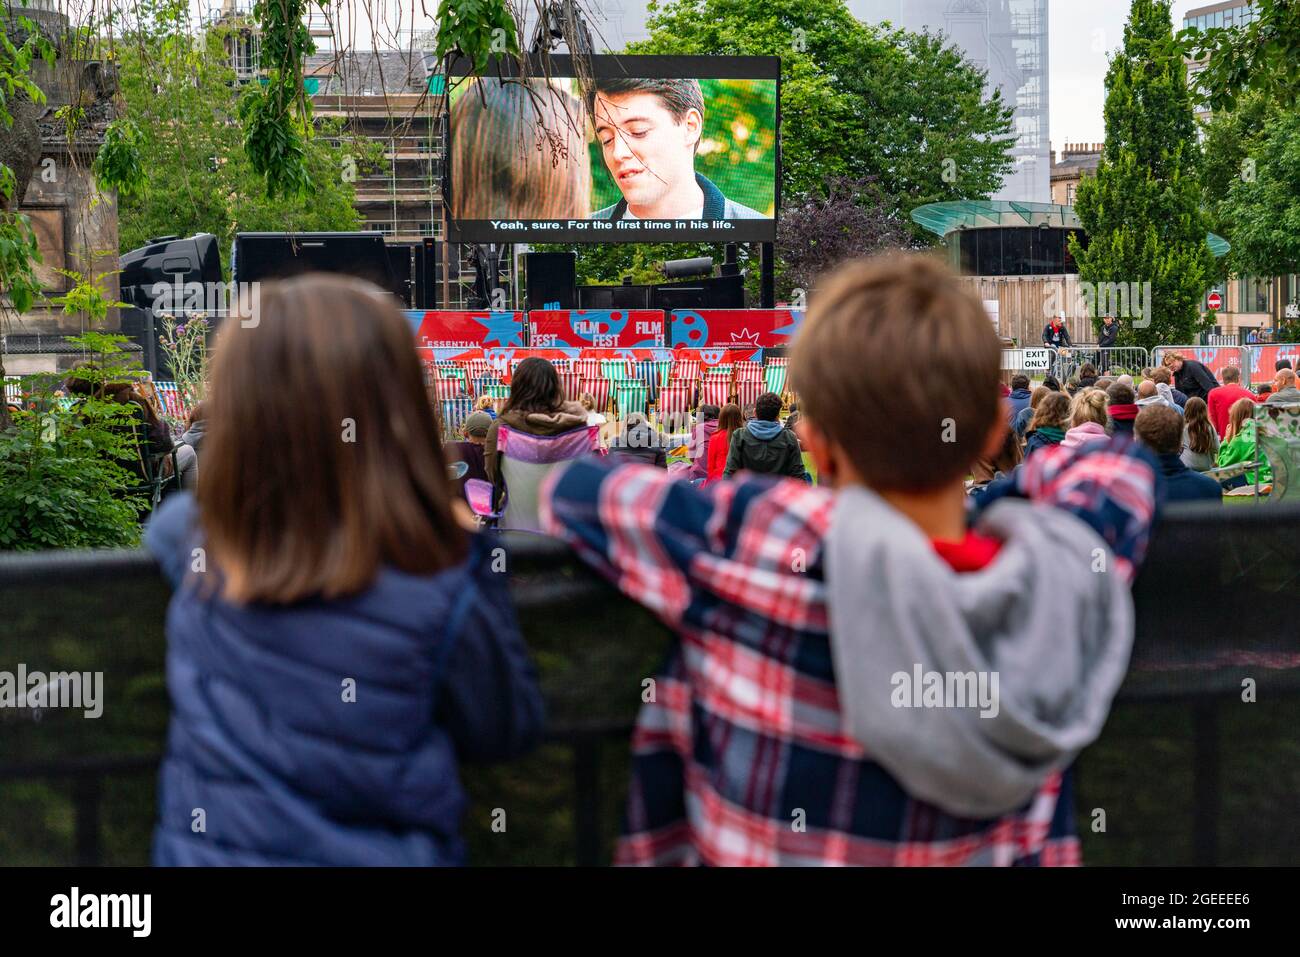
[705,403,743,486]
[1206,365,1259,438]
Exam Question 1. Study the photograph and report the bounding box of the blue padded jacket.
[144,493,543,866]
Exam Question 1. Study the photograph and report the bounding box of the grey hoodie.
[825,486,1134,818]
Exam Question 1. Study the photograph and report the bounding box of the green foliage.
[1217,107,1300,279]
[46,267,128,325]
[0,334,147,551]
[433,0,520,73]
[1179,0,1300,114]
[1069,0,1215,350]
[113,2,369,271]
[238,0,321,198]
[0,16,56,316]
[93,119,147,197]
[157,314,210,411]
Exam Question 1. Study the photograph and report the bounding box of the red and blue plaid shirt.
[540,439,1159,866]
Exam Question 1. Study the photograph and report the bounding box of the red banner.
[669,309,804,353]
[407,310,526,348]
[527,310,666,348]
[1245,344,1300,384]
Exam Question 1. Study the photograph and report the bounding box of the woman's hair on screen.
[451,77,593,220]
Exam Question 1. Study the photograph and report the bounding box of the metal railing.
[3,508,1300,865]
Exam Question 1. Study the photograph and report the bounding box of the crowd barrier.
[3,504,1300,866]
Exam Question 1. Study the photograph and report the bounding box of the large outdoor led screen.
[446,55,779,243]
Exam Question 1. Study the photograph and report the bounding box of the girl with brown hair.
[1180,396,1219,472]
[143,274,543,866]
[1024,391,1072,458]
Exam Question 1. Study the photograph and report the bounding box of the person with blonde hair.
[1062,388,1110,450]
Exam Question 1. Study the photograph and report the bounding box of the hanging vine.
[239,0,321,199]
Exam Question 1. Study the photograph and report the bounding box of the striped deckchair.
[704,364,733,380]
[764,361,788,396]
[439,396,475,440]
[558,370,584,402]
[581,377,610,412]
[482,383,511,400]
[700,378,731,409]
[471,375,502,398]
[613,381,648,417]
[656,383,692,420]
[574,357,603,379]
[671,359,701,384]
[153,381,190,421]
[462,359,492,379]
[636,359,672,402]
[602,358,635,381]
[734,360,763,382]
[735,378,763,411]
[433,377,468,401]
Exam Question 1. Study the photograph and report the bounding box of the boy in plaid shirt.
[540,255,1159,865]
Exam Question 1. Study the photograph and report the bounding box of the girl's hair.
[1224,397,1256,444]
[717,403,743,435]
[578,392,596,412]
[198,274,467,604]
[1029,391,1071,431]
[503,357,564,415]
[1183,397,1216,455]
[1070,388,1109,428]
[1079,363,1098,380]
[475,395,495,411]
[451,78,592,220]
[1028,385,1051,411]
[186,400,207,431]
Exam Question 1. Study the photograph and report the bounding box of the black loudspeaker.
[525,251,577,311]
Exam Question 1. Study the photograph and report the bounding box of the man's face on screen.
[593,91,701,217]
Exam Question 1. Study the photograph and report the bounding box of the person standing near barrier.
[1207,366,1257,438]
[1149,367,1187,408]
[143,274,545,866]
[1042,315,1072,350]
[1098,314,1119,350]
[1162,352,1218,402]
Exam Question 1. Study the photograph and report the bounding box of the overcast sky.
[1050,0,1204,155]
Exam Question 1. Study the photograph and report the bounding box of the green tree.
[111,2,377,270]
[1069,0,1215,350]
[1181,0,1300,114]
[1217,108,1300,282]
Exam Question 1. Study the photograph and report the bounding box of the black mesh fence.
[2,504,1298,865]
